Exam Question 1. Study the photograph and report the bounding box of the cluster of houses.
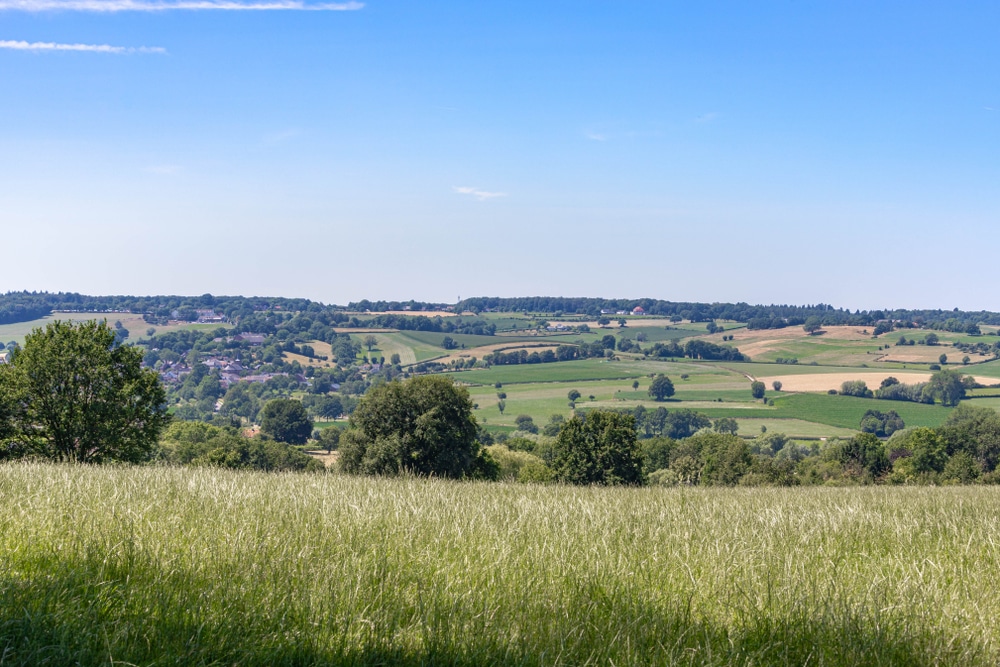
[156,355,299,390]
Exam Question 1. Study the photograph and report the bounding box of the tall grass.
[1,463,999,665]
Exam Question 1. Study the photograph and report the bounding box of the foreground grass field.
[2,464,999,665]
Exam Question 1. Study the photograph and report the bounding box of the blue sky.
[1,1,998,309]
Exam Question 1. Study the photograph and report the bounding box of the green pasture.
[963,358,1000,379]
[694,393,953,430]
[961,397,1000,412]
[3,464,1000,665]
[721,362,892,377]
[749,337,887,366]
[734,418,858,439]
[349,332,443,365]
[398,330,541,349]
[614,326,700,343]
[467,378,743,430]
[889,328,997,346]
[448,358,735,387]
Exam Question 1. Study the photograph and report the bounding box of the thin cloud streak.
[0,0,362,10]
[0,39,165,53]
[453,186,507,201]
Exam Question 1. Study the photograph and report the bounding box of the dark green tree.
[339,375,493,478]
[551,410,643,485]
[751,381,766,400]
[543,414,565,437]
[838,432,890,478]
[698,433,752,486]
[648,374,675,401]
[664,409,711,439]
[908,427,948,473]
[316,426,340,454]
[567,389,581,402]
[926,369,967,406]
[938,405,1000,473]
[259,398,313,445]
[713,417,739,435]
[0,320,169,463]
[515,414,538,434]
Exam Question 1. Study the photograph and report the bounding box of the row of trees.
[456,296,1000,332]
[840,370,974,407]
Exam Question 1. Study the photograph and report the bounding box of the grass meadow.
[692,393,954,429]
[1,463,999,666]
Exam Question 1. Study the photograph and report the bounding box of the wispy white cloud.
[584,131,607,142]
[0,0,361,10]
[453,186,507,202]
[0,39,165,52]
[986,106,996,112]
[695,112,720,124]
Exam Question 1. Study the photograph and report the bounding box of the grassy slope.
[1,463,997,666]
[691,392,954,429]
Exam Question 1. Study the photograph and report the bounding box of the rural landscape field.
[3,292,1000,665]
[5,1,1000,664]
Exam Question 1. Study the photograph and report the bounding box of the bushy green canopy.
[0,320,169,463]
[339,375,490,478]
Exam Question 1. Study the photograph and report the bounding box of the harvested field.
[759,371,996,393]
[880,348,976,363]
[305,450,338,467]
[283,341,336,368]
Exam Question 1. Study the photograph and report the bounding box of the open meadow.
[2,463,999,666]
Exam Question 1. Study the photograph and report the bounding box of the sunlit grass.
[1,463,998,665]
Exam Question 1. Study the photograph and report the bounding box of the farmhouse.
[195,309,225,324]
[632,306,646,315]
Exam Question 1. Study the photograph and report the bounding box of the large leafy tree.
[647,374,675,401]
[259,398,313,445]
[925,369,967,407]
[551,410,644,485]
[0,320,169,463]
[339,375,492,478]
